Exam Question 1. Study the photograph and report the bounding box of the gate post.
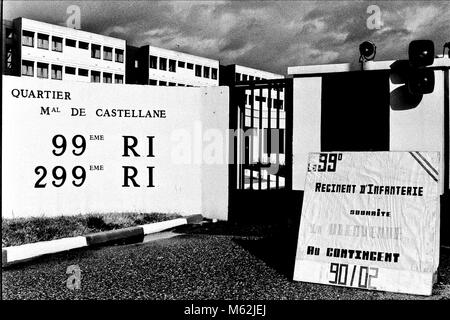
[285,79,294,190]
[200,86,230,221]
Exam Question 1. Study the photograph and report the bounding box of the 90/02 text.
[329,262,378,289]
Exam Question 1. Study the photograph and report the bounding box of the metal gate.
[228,78,298,222]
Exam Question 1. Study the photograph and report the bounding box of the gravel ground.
[2,222,449,300]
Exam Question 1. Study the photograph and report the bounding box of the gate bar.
[284,79,293,189]
[267,85,272,190]
[250,89,255,190]
[259,87,263,190]
[276,87,280,189]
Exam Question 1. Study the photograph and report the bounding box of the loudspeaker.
[409,40,435,67]
[407,40,435,94]
[408,68,435,95]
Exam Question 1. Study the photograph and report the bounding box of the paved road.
[2,224,450,300]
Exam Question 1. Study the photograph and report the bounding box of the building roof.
[17,17,126,46]
[232,64,284,79]
[146,44,219,65]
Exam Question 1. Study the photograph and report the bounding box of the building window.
[249,76,254,81]
[187,63,193,70]
[279,130,285,153]
[235,73,241,82]
[114,74,123,84]
[37,33,49,49]
[149,79,157,85]
[159,57,167,70]
[211,68,217,80]
[78,68,89,76]
[195,65,202,77]
[103,47,113,61]
[203,66,210,78]
[134,60,139,68]
[66,39,76,47]
[52,36,63,52]
[37,63,48,78]
[91,71,101,83]
[271,98,281,110]
[159,81,167,86]
[149,56,157,69]
[115,49,124,63]
[178,61,185,68]
[22,30,34,47]
[242,74,248,81]
[79,41,89,49]
[91,44,101,59]
[255,77,260,81]
[169,82,176,86]
[65,66,76,75]
[103,72,112,83]
[21,60,34,76]
[51,65,63,80]
[169,59,176,72]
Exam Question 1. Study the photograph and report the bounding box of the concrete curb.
[2,215,202,267]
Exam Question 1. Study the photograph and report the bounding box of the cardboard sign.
[294,152,440,295]
[2,76,229,219]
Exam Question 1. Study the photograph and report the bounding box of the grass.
[2,212,182,247]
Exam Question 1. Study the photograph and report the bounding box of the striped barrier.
[2,215,203,267]
[85,226,144,246]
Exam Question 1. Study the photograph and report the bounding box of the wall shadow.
[389,59,423,111]
[390,85,423,110]
[229,190,304,278]
[232,224,301,279]
[442,194,450,246]
[228,189,303,224]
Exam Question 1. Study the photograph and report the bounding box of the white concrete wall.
[292,77,322,191]
[390,70,446,194]
[2,76,229,220]
[200,87,229,220]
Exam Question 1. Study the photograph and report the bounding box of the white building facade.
[14,17,126,84]
[149,45,219,86]
[234,64,282,82]
[126,44,219,87]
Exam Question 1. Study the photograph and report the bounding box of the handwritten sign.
[294,152,440,295]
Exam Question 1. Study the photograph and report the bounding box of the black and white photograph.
[1,0,449,314]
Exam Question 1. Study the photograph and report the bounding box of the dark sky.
[4,1,450,75]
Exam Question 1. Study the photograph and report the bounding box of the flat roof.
[18,17,126,44]
[148,45,219,65]
[233,64,284,79]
